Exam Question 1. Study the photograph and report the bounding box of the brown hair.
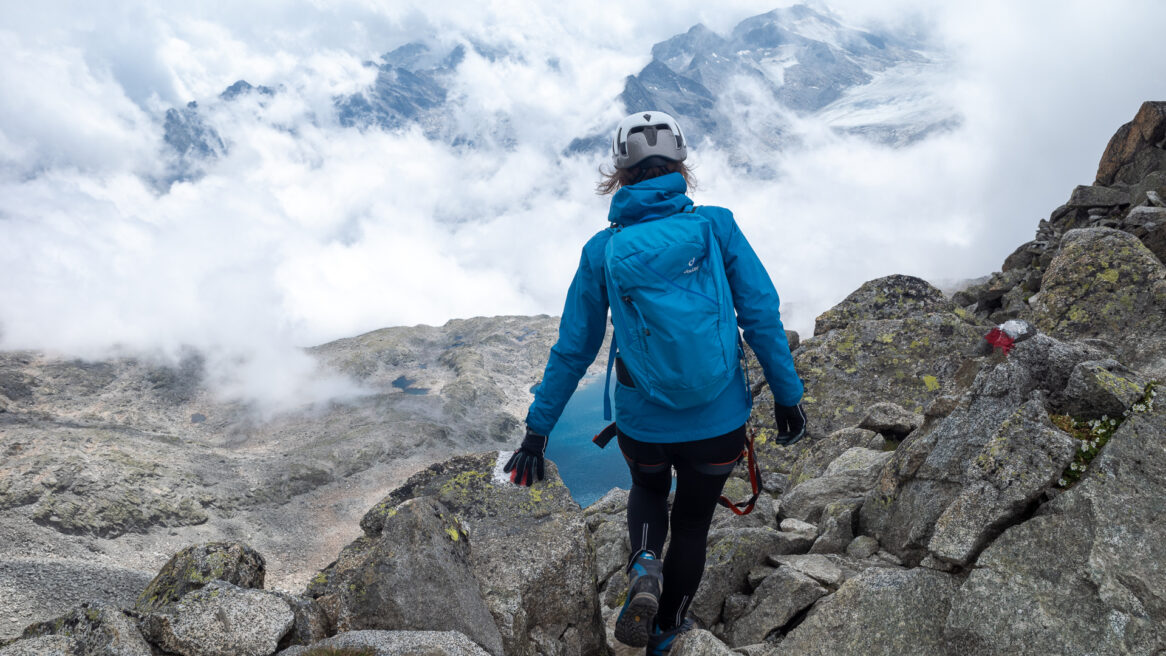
[595,160,697,195]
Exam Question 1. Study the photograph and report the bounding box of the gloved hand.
[774,404,807,446]
[504,427,548,487]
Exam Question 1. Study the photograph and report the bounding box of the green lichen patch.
[359,452,576,539]
[134,542,265,613]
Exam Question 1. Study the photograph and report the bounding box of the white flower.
[1058,478,1068,487]
[1080,442,1091,453]
[1070,462,1080,471]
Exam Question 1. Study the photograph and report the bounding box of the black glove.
[504,427,548,487]
[774,404,807,446]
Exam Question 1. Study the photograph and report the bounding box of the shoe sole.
[615,592,658,647]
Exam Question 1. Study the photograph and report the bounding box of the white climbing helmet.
[611,111,688,170]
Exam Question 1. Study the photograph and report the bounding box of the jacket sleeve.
[524,233,611,436]
[710,208,804,406]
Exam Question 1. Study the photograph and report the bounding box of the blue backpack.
[601,206,742,420]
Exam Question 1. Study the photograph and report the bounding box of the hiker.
[505,110,805,653]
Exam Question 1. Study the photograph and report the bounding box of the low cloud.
[2,0,1165,410]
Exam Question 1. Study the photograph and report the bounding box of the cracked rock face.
[305,496,503,655]
[338,452,604,656]
[724,567,827,645]
[924,398,1075,565]
[860,334,1104,566]
[944,398,1166,654]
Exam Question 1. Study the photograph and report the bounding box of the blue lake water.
[544,375,632,507]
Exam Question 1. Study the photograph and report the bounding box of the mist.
[2,0,1164,410]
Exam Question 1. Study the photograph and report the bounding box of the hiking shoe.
[646,617,695,655]
[615,552,662,647]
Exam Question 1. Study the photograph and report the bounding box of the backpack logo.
[684,257,700,275]
[643,113,652,122]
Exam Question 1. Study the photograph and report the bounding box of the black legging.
[617,424,746,631]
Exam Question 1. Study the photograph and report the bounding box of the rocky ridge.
[2,104,1165,654]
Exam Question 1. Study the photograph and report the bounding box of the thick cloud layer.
[2,0,1164,409]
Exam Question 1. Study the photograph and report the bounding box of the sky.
[2,0,1165,409]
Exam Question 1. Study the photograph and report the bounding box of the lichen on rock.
[135,542,266,614]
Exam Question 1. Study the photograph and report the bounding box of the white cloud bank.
[2,0,1165,408]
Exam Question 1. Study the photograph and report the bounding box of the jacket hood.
[607,172,693,226]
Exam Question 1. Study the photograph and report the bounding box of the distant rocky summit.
[163,4,957,184]
[3,103,1165,654]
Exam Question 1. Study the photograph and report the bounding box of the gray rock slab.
[1032,227,1166,379]
[770,530,815,556]
[790,311,984,436]
[810,499,860,554]
[305,496,503,655]
[926,398,1076,566]
[276,630,490,656]
[860,334,1105,565]
[944,398,1166,653]
[691,528,786,627]
[1067,184,1131,208]
[859,401,924,437]
[766,555,847,588]
[778,518,817,536]
[823,447,890,477]
[141,581,294,656]
[781,448,889,524]
[783,428,883,488]
[671,628,736,655]
[1058,359,1149,418]
[353,452,603,656]
[726,567,826,646]
[271,593,328,651]
[778,567,959,655]
[746,565,776,591]
[0,557,151,641]
[10,602,151,656]
[584,488,631,590]
[0,635,73,656]
[845,535,879,559]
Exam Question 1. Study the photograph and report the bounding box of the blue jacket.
[525,173,803,443]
